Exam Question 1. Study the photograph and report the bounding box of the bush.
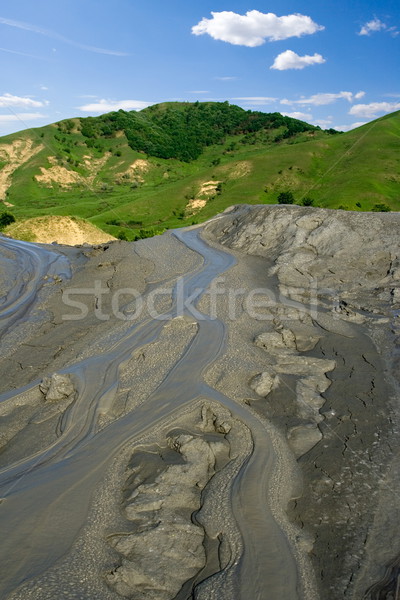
[277,191,295,204]
[301,197,314,206]
[372,203,391,212]
[0,212,16,229]
[117,230,128,241]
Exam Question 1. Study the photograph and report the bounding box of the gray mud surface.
[0,204,399,599]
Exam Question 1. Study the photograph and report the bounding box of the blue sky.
[0,0,399,136]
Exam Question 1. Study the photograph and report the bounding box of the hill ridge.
[0,102,398,241]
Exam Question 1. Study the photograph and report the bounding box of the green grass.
[1,103,399,241]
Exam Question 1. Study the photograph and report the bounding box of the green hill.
[0,102,398,241]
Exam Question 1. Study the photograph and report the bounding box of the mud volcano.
[0,205,399,600]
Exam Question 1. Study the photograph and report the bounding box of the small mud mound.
[5,216,116,245]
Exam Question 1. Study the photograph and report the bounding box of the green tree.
[277,191,295,204]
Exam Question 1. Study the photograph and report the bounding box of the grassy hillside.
[0,102,398,241]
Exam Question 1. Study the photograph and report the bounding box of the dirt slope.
[5,215,116,245]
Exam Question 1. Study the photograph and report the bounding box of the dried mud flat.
[0,204,399,600]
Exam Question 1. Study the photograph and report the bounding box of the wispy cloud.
[349,101,400,118]
[0,46,51,60]
[0,16,128,56]
[281,111,313,121]
[232,96,277,105]
[78,99,152,113]
[192,10,324,47]
[334,122,368,131]
[359,18,387,36]
[0,112,46,123]
[281,91,365,106]
[186,90,210,94]
[271,50,325,70]
[358,17,399,37]
[0,93,45,108]
[215,76,237,81]
[312,117,333,127]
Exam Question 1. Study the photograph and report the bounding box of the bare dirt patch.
[229,160,252,179]
[186,180,220,214]
[36,153,111,189]
[82,153,110,183]
[35,159,83,188]
[117,159,151,183]
[0,138,44,201]
[5,216,116,245]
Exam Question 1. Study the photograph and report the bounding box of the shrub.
[372,203,391,212]
[0,212,16,229]
[277,191,295,204]
[301,197,314,206]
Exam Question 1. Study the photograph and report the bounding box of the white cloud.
[0,93,45,108]
[281,111,312,121]
[0,16,127,56]
[281,91,365,106]
[388,26,400,37]
[349,101,400,118]
[78,99,152,113]
[334,122,368,131]
[359,18,386,36]
[358,18,399,37]
[187,90,210,94]
[271,50,325,70]
[0,112,45,123]
[312,117,333,127]
[215,76,237,81]
[350,122,369,129]
[232,96,277,105]
[192,10,324,47]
